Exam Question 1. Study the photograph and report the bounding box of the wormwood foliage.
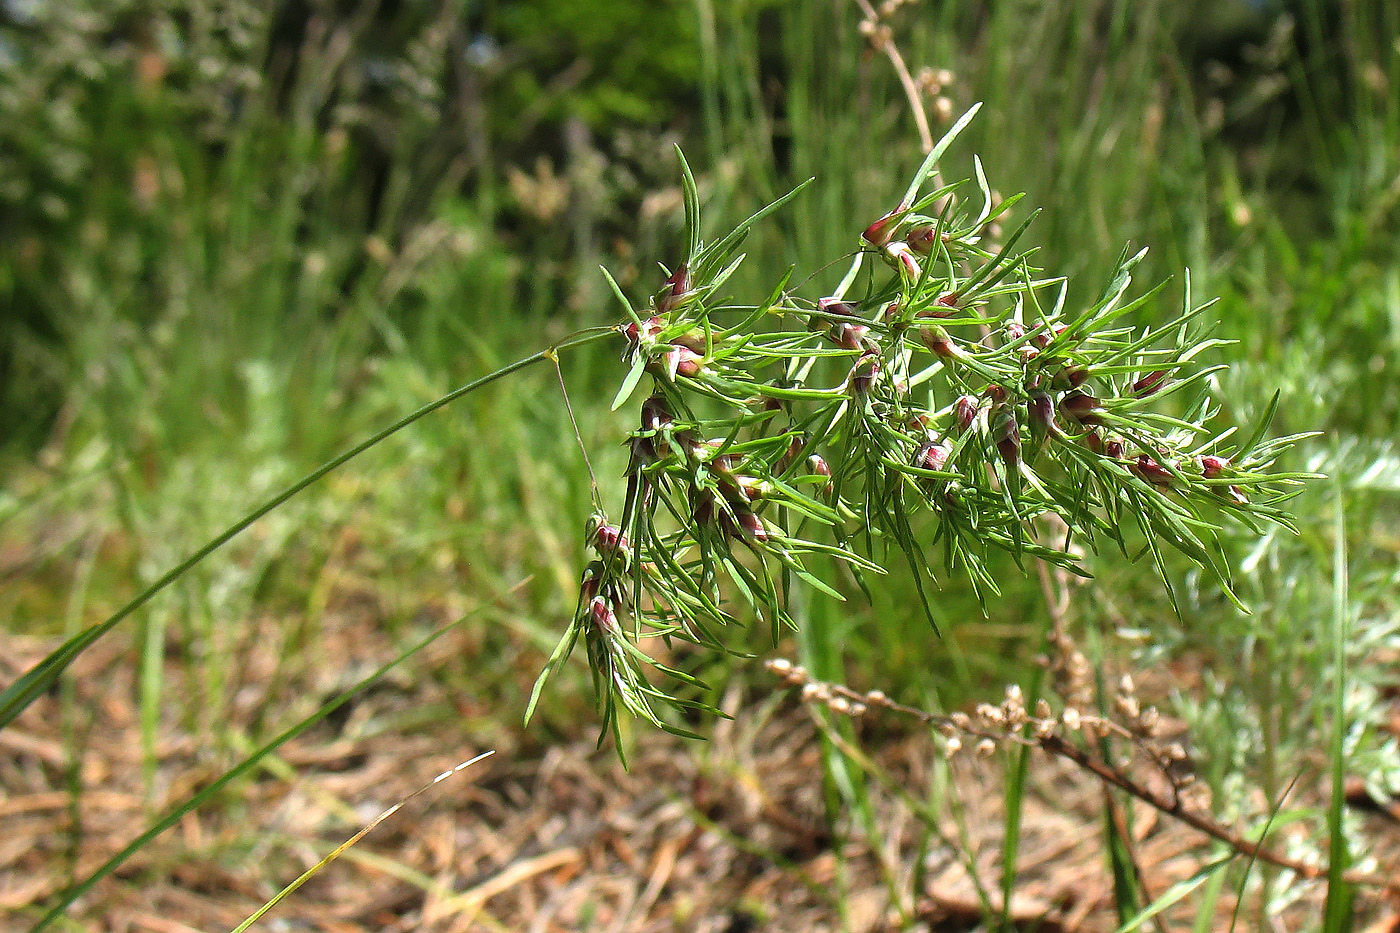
[528,109,1313,748]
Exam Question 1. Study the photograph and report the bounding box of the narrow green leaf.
[229,751,496,933]
[901,101,984,207]
[33,610,483,929]
[611,355,648,411]
[675,145,702,261]
[1114,856,1233,933]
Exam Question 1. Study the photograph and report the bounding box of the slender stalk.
[770,664,1400,897]
[0,328,616,733]
[852,0,934,153]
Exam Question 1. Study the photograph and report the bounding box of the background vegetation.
[1,0,1397,929]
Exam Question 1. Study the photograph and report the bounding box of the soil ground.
[4,594,1399,931]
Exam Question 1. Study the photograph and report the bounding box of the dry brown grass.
[5,576,1399,933]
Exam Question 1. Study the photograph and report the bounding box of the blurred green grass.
[2,0,1398,925]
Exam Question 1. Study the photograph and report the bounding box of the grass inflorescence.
[529,111,1316,754]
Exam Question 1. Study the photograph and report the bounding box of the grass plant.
[2,0,1398,929]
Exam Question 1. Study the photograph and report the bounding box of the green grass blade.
[1115,856,1232,933]
[676,145,702,261]
[31,609,486,930]
[0,329,615,734]
[1321,481,1355,932]
[901,101,984,208]
[228,751,496,933]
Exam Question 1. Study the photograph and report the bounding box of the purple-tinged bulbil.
[624,315,664,346]
[1032,323,1068,349]
[1132,370,1170,398]
[1028,392,1058,443]
[1200,455,1230,478]
[992,409,1021,466]
[656,263,692,313]
[850,352,881,394]
[1131,455,1174,487]
[807,454,834,498]
[734,508,769,542]
[921,326,962,360]
[588,595,619,634]
[905,225,937,256]
[862,204,907,247]
[954,394,979,432]
[1059,390,1102,425]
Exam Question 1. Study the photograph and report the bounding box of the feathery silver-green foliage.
[531,111,1315,744]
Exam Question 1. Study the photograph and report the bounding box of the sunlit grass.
[1,0,1397,927]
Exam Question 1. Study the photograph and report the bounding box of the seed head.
[976,702,1005,727]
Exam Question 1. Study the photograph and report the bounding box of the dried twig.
[766,660,1400,897]
[853,0,934,152]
